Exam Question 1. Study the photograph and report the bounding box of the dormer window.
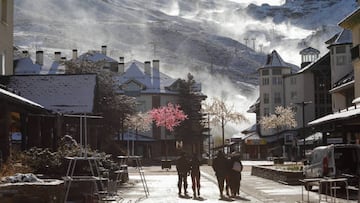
[121,80,144,97]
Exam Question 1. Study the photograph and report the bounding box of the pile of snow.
[1,173,44,183]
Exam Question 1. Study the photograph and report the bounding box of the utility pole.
[252,38,256,51]
[149,41,157,58]
[244,38,249,47]
[259,44,263,53]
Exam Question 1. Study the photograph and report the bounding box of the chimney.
[118,62,124,74]
[35,51,44,65]
[72,49,78,60]
[152,60,160,90]
[101,45,107,55]
[144,61,151,75]
[119,56,124,63]
[22,50,29,58]
[54,51,61,62]
[153,60,159,71]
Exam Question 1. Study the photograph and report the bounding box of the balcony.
[351,44,360,61]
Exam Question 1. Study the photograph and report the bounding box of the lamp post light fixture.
[295,101,312,159]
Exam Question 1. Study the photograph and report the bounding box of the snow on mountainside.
[13,0,357,134]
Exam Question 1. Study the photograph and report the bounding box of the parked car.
[303,144,360,191]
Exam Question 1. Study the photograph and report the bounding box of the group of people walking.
[212,150,243,198]
[175,150,243,199]
[175,152,201,198]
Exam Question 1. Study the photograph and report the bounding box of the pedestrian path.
[114,167,261,202]
[106,165,357,203]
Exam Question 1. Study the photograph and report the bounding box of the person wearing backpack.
[229,153,243,197]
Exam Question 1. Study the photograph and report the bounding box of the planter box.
[251,165,304,185]
[161,160,172,169]
[0,179,64,203]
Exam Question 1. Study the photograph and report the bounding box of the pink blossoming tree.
[149,103,188,132]
[149,103,187,160]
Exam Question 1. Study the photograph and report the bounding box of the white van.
[303,144,360,190]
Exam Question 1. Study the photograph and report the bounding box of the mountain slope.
[13,0,357,134]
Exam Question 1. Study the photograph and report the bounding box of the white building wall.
[353,24,360,99]
[0,0,13,75]
[259,66,291,136]
[330,44,353,87]
[332,93,347,111]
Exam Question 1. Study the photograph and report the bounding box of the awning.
[244,132,267,145]
[308,106,360,126]
[297,132,323,146]
[114,132,157,142]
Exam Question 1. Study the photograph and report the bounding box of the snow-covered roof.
[262,50,290,68]
[295,52,330,74]
[6,74,97,114]
[299,47,320,55]
[308,106,360,126]
[328,29,352,46]
[77,51,117,63]
[297,132,322,145]
[241,124,257,134]
[0,87,44,109]
[115,60,177,94]
[331,70,354,89]
[14,56,66,75]
[339,7,360,29]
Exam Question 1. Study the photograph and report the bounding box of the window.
[290,91,297,100]
[336,55,346,65]
[290,77,296,85]
[262,77,269,85]
[262,69,269,76]
[263,93,269,104]
[272,69,282,75]
[335,45,346,54]
[1,0,7,23]
[263,108,269,116]
[136,101,146,112]
[274,92,281,104]
[272,77,282,85]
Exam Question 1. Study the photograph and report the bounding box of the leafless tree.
[259,106,297,130]
[259,106,297,156]
[203,97,249,149]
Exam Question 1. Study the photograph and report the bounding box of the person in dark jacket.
[190,153,201,198]
[176,152,190,196]
[212,150,230,198]
[228,154,243,197]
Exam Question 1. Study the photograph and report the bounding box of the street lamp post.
[296,101,312,159]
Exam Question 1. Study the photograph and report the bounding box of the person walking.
[190,153,201,198]
[229,153,243,197]
[212,150,229,198]
[176,151,190,196]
